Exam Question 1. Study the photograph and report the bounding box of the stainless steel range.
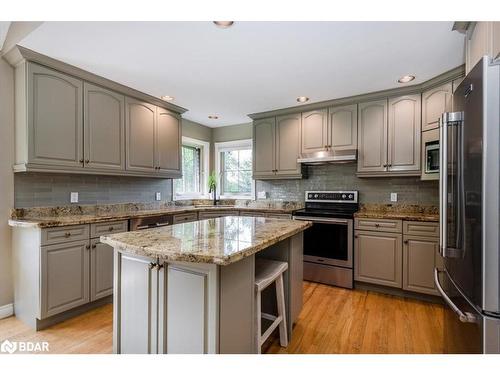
[293,190,358,289]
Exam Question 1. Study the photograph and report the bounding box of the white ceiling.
[0,21,11,51]
[19,21,465,127]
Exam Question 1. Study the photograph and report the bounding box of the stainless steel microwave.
[425,140,439,173]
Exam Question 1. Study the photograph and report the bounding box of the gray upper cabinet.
[125,97,157,173]
[387,94,421,172]
[40,240,90,319]
[422,82,452,131]
[357,100,388,173]
[301,109,328,154]
[275,113,301,176]
[83,83,125,171]
[253,117,276,178]
[328,104,357,152]
[156,108,182,177]
[27,63,84,169]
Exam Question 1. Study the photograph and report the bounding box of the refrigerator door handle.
[434,269,477,324]
[439,114,448,257]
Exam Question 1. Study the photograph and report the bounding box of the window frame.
[214,139,255,200]
[173,136,210,200]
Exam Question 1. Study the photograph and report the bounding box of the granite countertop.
[100,216,312,265]
[354,203,439,222]
[8,201,304,228]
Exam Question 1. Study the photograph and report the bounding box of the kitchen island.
[101,215,311,354]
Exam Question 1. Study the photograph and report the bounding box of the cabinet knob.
[148,262,157,269]
[108,226,114,231]
[85,159,90,164]
[92,244,97,249]
[375,223,380,227]
[85,244,90,250]
[354,234,358,238]
[404,240,409,244]
[64,232,71,237]
[79,159,84,163]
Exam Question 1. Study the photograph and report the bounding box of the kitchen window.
[174,137,209,200]
[215,139,254,199]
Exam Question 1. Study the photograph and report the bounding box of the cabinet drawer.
[173,212,198,224]
[354,218,402,233]
[403,221,439,237]
[239,211,266,217]
[198,211,236,219]
[41,224,90,246]
[90,220,128,238]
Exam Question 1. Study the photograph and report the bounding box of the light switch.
[70,192,79,203]
[155,192,161,201]
[390,193,398,202]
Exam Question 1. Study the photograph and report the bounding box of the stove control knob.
[348,194,353,199]
[342,194,346,199]
[308,193,313,199]
[314,194,319,198]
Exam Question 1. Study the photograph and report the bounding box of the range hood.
[297,149,357,165]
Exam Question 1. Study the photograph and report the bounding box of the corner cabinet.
[253,115,303,179]
[357,95,421,176]
[10,54,185,178]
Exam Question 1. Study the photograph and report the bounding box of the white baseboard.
[0,303,14,319]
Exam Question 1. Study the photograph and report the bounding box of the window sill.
[219,195,255,201]
[173,194,209,201]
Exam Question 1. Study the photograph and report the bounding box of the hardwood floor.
[0,282,443,354]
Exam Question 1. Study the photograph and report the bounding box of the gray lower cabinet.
[421,82,452,131]
[173,212,198,224]
[357,99,388,173]
[90,239,114,301]
[354,230,403,288]
[198,210,236,219]
[27,62,84,169]
[83,82,125,171]
[41,240,90,319]
[402,235,440,296]
[125,97,157,173]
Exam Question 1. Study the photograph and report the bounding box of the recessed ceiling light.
[161,95,174,101]
[213,21,234,28]
[398,75,416,83]
[208,115,219,120]
[296,96,310,103]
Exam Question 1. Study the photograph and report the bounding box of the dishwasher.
[129,214,173,231]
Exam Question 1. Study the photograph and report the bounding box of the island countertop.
[100,215,311,265]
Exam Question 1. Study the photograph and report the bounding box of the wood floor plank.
[0,283,443,354]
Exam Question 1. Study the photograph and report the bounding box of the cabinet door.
[275,113,301,176]
[403,236,440,295]
[40,240,90,318]
[84,83,125,170]
[27,63,83,168]
[301,109,328,154]
[328,104,357,151]
[357,100,388,173]
[422,82,452,131]
[167,265,208,354]
[253,117,276,178]
[354,230,402,288]
[125,97,156,173]
[388,94,421,172]
[156,107,181,175]
[90,238,114,301]
[116,253,158,354]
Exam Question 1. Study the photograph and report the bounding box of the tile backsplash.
[14,173,173,208]
[256,163,438,205]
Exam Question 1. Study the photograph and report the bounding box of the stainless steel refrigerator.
[435,56,500,353]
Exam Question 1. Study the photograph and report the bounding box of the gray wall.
[256,163,439,205]
[212,123,252,143]
[14,173,173,208]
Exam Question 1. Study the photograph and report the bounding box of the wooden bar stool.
[254,258,288,354]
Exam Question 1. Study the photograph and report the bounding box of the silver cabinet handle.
[434,269,477,323]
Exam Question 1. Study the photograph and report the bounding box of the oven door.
[293,216,353,268]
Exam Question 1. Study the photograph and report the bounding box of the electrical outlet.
[70,192,79,203]
[390,193,398,202]
[257,191,268,199]
[155,192,161,201]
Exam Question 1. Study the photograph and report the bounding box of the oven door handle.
[293,216,349,225]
